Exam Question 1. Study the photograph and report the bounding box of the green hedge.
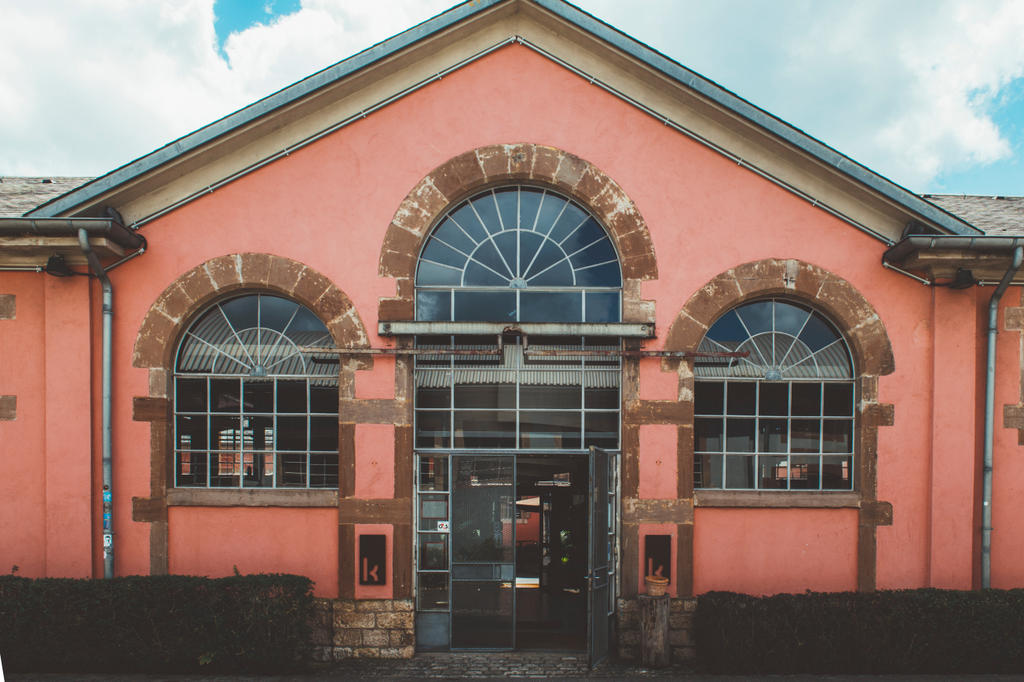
[696,589,1024,674]
[0,573,314,673]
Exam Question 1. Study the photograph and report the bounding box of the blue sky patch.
[213,0,301,58]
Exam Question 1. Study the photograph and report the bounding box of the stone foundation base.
[615,597,696,664]
[311,598,415,661]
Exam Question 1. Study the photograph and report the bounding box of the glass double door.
[435,450,611,663]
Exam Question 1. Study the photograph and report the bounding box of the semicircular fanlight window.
[176,294,335,377]
[415,186,622,323]
[695,299,852,380]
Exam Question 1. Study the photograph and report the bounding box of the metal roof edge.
[28,0,506,218]
[30,0,983,238]
[531,0,982,237]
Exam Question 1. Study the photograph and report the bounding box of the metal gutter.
[884,236,1024,266]
[78,229,115,579]
[982,246,1022,588]
[25,0,980,239]
[0,217,144,250]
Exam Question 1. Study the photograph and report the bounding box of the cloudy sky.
[2,0,1023,195]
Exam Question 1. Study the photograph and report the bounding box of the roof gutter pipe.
[78,229,115,579]
[982,245,1022,589]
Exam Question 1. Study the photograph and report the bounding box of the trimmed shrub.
[0,573,314,673]
[696,589,1024,674]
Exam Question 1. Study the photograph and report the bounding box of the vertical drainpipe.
[982,245,1023,589]
[78,229,115,579]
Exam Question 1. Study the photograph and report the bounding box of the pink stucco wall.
[2,42,1022,597]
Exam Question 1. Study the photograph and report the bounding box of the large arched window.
[693,299,855,491]
[415,186,622,323]
[173,293,339,488]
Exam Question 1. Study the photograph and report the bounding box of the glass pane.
[494,188,518,231]
[419,533,449,570]
[774,301,810,336]
[259,294,298,333]
[277,380,307,413]
[277,453,307,487]
[822,420,853,453]
[210,451,240,487]
[418,572,450,611]
[419,495,449,531]
[824,383,854,416]
[416,411,450,449]
[211,378,240,412]
[211,416,241,451]
[452,581,514,649]
[725,455,755,488]
[789,455,820,490]
[309,452,338,488]
[759,383,788,416]
[521,385,580,409]
[759,419,788,453]
[736,300,773,335]
[695,418,723,453]
[454,411,516,448]
[520,291,582,322]
[417,261,462,287]
[452,456,514,563]
[419,456,448,491]
[695,382,724,415]
[758,455,788,489]
[417,387,450,409]
[422,238,469,270]
[176,378,207,412]
[310,416,338,451]
[455,384,515,409]
[309,384,338,413]
[726,418,755,452]
[585,412,619,449]
[727,383,755,415]
[585,291,621,321]
[434,217,479,254]
[244,380,273,413]
[791,419,821,453]
[277,416,307,450]
[694,454,723,488]
[800,312,841,352]
[822,455,853,489]
[176,451,208,486]
[520,411,582,449]
[176,414,207,451]
[453,291,516,322]
[584,387,618,409]
[243,415,273,451]
[791,383,821,416]
[416,290,452,321]
[242,451,274,488]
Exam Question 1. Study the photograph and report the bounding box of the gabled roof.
[25,0,981,240]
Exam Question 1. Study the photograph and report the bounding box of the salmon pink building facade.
[3,0,1024,663]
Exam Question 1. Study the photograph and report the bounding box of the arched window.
[693,299,855,491]
[415,185,622,323]
[173,293,339,488]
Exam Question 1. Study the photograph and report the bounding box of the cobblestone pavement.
[8,653,1024,681]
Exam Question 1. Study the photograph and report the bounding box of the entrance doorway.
[415,449,615,662]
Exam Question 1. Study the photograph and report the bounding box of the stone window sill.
[694,490,860,509]
[167,489,338,508]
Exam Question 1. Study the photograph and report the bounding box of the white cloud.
[1,0,1023,192]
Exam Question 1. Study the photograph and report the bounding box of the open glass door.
[450,455,515,649]
[588,446,611,666]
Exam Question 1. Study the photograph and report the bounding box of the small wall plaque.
[359,534,386,586]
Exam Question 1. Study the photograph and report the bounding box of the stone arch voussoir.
[133,253,368,370]
[377,143,658,323]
